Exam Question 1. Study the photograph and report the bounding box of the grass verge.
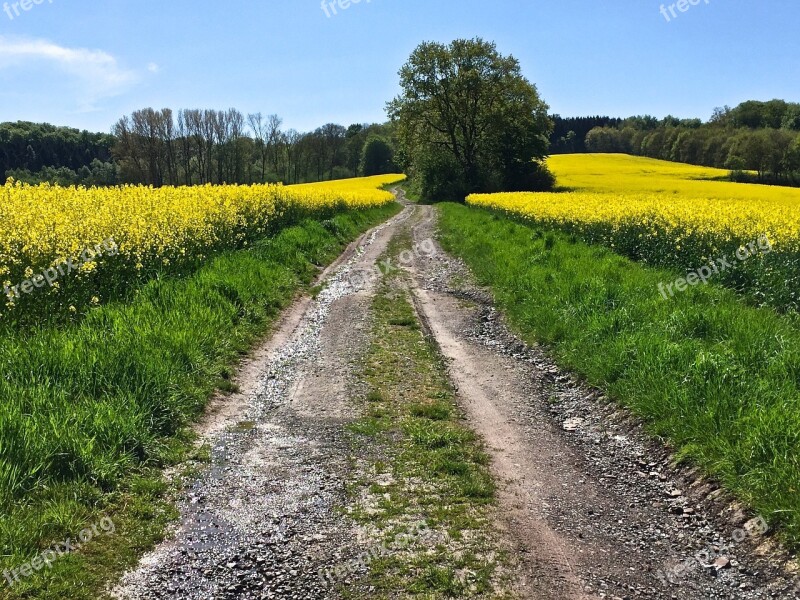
[338,234,512,599]
[438,203,800,548]
[0,202,400,600]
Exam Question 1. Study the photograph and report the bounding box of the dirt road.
[114,194,798,599]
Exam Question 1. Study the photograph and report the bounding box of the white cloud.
[0,36,145,111]
[147,62,160,73]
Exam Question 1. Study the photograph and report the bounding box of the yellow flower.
[467,155,800,254]
[0,174,405,312]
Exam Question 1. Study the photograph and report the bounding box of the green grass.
[438,203,800,548]
[340,234,510,599]
[0,202,400,599]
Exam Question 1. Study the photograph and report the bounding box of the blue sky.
[0,0,797,133]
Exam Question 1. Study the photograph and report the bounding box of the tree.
[564,130,577,152]
[266,114,283,177]
[785,137,800,183]
[4,113,398,188]
[388,38,553,201]
[585,127,624,153]
[345,124,366,174]
[709,106,732,126]
[572,99,800,186]
[360,137,395,176]
[782,105,800,131]
[549,116,623,153]
[248,112,270,182]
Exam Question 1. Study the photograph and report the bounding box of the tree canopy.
[388,38,554,201]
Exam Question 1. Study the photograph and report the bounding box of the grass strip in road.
[0,202,401,600]
[340,235,512,599]
[437,203,800,549]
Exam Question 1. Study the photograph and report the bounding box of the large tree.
[360,136,396,176]
[388,38,554,201]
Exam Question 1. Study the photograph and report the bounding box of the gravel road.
[112,206,413,600]
[113,195,799,600]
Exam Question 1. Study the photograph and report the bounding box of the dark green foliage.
[6,160,120,187]
[388,38,555,202]
[360,136,397,176]
[550,116,624,153]
[0,121,114,177]
[1,116,402,188]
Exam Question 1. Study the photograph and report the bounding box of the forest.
[1,111,398,187]
[570,100,800,185]
[4,98,800,188]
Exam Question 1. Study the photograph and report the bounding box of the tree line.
[112,109,398,186]
[7,91,799,191]
[1,121,118,186]
[2,112,399,187]
[550,116,622,154]
[577,100,800,185]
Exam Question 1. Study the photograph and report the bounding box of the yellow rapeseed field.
[468,154,800,252]
[0,174,404,316]
[467,154,800,309]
